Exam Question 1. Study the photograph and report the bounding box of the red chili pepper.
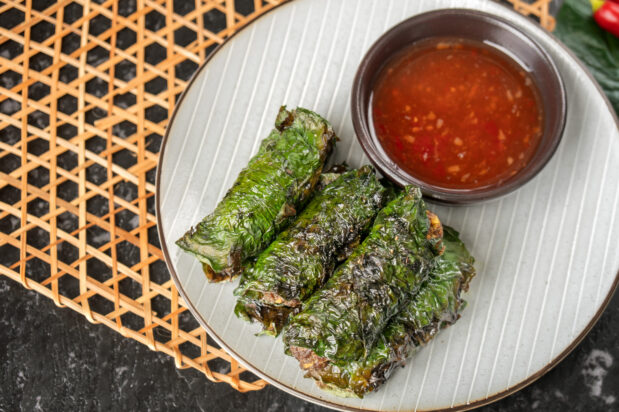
[483,120,498,137]
[593,0,619,38]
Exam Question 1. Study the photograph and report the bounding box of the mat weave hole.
[0,0,552,393]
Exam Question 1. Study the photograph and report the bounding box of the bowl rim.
[351,8,568,205]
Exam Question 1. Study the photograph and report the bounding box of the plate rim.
[155,1,619,410]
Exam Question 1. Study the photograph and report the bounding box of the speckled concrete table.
[1,0,618,411]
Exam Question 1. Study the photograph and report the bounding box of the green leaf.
[555,0,619,115]
[283,186,444,363]
[176,107,337,281]
[291,226,476,398]
[233,166,392,335]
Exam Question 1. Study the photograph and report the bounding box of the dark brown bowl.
[351,9,567,204]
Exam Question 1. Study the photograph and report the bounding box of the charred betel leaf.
[234,166,393,336]
[176,107,337,282]
[283,186,444,365]
[301,226,476,397]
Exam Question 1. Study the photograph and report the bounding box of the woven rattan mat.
[0,0,553,393]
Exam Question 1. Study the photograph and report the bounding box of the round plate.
[156,0,619,410]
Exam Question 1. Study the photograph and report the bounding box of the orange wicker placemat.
[0,0,553,393]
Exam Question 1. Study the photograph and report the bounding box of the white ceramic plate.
[156,0,619,410]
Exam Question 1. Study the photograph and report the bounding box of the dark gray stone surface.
[1,0,617,411]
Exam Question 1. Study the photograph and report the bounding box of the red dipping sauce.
[372,38,543,190]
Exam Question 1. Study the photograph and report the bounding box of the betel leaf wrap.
[233,166,393,335]
[283,186,444,363]
[176,107,337,281]
[302,226,476,398]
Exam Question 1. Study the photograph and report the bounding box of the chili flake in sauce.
[372,38,543,189]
